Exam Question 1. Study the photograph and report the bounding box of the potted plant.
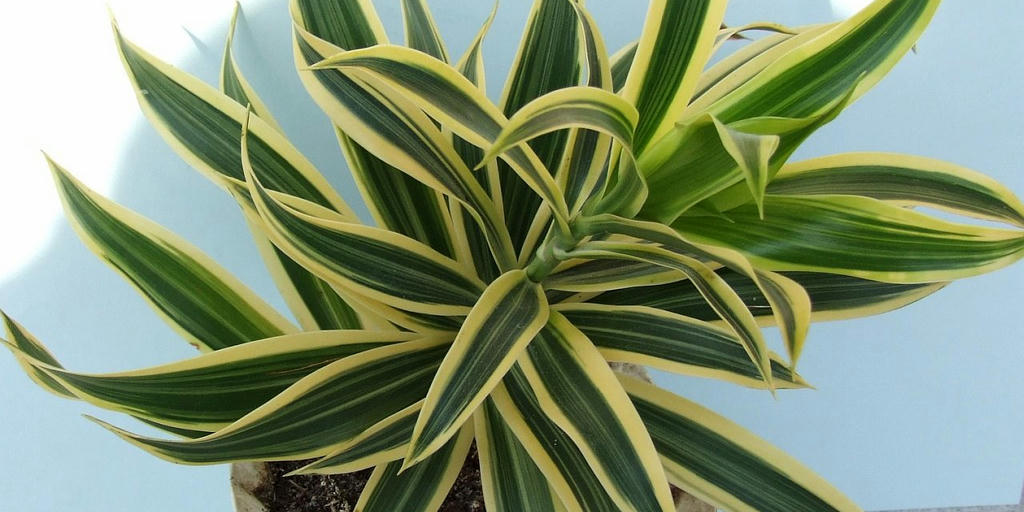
[4,0,1023,510]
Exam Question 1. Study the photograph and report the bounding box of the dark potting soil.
[262,445,485,512]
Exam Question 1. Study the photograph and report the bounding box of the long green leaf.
[558,2,614,214]
[243,148,485,316]
[518,313,675,512]
[292,401,421,475]
[579,215,811,367]
[90,337,448,464]
[695,0,938,124]
[220,8,363,331]
[590,269,945,326]
[401,0,449,62]
[290,0,458,258]
[407,269,548,465]
[621,0,726,154]
[557,304,806,389]
[623,376,862,512]
[311,45,572,230]
[559,241,774,387]
[1,312,75,398]
[292,28,514,268]
[220,3,282,132]
[674,194,1024,283]
[770,153,1024,228]
[475,399,561,512]
[497,0,582,251]
[15,330,413,431]
[480,87,638,167]
[113,20,351,215]
[545,259,678,292]
[689,24,833,109]
[48,157,295,351]
[492,369,620,512]
[356,426,474,512]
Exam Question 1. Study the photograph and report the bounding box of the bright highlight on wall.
[0,0,247,282]
[830,0,872,18]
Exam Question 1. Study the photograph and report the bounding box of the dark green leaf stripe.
[49,158,294,351]
[94,338,448,463]
[33,330,412,430]
[499,0,581,251]
[674,195,1024,282]
[408,269,548,464]
[623,377,860,512]
[706,1,937,123]
[557,304,803,389]
[292,0,386,50]
[546,259,678,292]
[521,314,675,512]
[292,1,456,258]
[220,3,282,132]
[610,41,638,93]
[295,403,419,474]
[622,0,725,154]
[558,2,614,214]
[248,170,485,315]
[495,368,620,512]
[640,92,849,222]
[591,269,944,324]
[769,153,1024,227]
[482,87,638,166]
[401,0,449,62]
[295,35,510,266]
[1,313,75,398]
[690,26,830,108]
[221,15,361,332]
[114,26,344,213]
[560,241,773,386]
[476,399,559,512]
[357,427,473,512]
[271,245,362,329]
[310,46,572,228]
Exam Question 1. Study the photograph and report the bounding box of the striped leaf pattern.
[6,2,1024,511]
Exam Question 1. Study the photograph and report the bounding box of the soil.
[260,445,485,512]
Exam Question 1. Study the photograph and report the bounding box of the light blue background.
[1,1,1021,510]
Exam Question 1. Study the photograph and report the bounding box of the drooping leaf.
[674,194,1024,283]
[292,402,420,475]
[557,304,806,389]
[14,329,413,431]
[559,240,774,387]
[769,153,1024,228]
[623,376,862,512]
[401,0,449,62]
[113,20,350,214]
[518,313,675,512]
[290,0,457,258]
[620,0,727,154]
[474,399,561,512]
[47,157,295,352]
[356,426,474,512]
[90,337,448,464]
[292,29,514,268]
[492,368,620,512]
[243,149,485,316]
[590,269,946,326]
[1,313,75,398]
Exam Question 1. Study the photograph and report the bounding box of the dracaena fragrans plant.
[4,0,1023,510]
